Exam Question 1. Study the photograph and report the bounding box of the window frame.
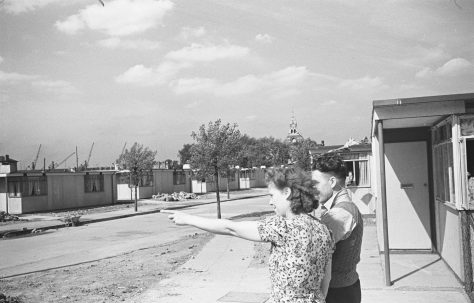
[173,170,187,185]
[84,173,104,193]
[432,116,455,206]
[8,175,48,198]
[344,159,370,188]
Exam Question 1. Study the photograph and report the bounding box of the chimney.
[5,155,9,161]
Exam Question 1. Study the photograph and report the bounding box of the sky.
[1,0,474,169]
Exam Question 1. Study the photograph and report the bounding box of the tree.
[177,143,193,165]
[289,138,319,171]
[190,119,242,218]
[116,142,157,212]
[257,137,290,167]
[237,136,290,168]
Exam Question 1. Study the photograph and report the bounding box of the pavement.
[1,189,471,303]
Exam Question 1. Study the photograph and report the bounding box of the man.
[312,153,363,303]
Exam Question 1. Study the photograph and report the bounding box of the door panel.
[385,141,431,250]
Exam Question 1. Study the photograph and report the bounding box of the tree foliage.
[190,119,242,218]
[116,142,157,211]
[237,136,289,168]
[289,138,319,171]
[177,143,193,165]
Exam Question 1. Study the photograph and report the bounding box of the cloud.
[32,80,80,95]
[178,27,206,41]
[0,70,38,83]
[0,56,3,65]
[339,76,388,90]
[171,66,311,97]
[165,43,249,62]
[255,33,274,44]
[401,46,450,68]
[185,101,199,109]
[416,58,474,78]
[56,0,174,36]
[97,37,160,50]
[1,0,88,14]
[116,43,250,86]
[115,61,191,86]
[436,58,473,75]
[246,115,257,120]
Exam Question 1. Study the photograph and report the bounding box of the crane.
[121,142,127,157]
[86,142,94,168]
[56,152,76,168]
[32,144,42,170]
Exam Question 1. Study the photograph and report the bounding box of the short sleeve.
[257,215,287,245]
[321,207,356,243]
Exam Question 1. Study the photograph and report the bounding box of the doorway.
[384,141,432,250]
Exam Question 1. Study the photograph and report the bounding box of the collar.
[322,191,338,210]
[322,188,349,210]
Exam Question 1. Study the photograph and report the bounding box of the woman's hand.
[160,210,192,226]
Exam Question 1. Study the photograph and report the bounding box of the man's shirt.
[318,189,357,243]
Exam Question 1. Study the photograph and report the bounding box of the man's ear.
[329,176,338,189]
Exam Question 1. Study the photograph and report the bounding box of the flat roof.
[373,92,474,108]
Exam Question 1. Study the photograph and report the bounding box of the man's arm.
[321,207,356,243]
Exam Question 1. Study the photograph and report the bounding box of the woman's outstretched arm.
[161,210,264,242]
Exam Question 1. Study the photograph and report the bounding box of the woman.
[163,167,334,303]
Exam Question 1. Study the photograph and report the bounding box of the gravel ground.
[0,210,272,302]
[0,232,213,303]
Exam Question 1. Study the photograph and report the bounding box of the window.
[140,171,153,187]
[116,171,153,186]
[173,171,186,185]
[432,118,455,204]
[84,173,104,192]
[249,170,256,180]
[240,170,254,179]
[344,160,370,187]
[228,171,236,182]
[8,175,48,197]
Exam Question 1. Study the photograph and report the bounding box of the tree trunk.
[134,185,138,212]
[215,169,221,219]
[227,177,230,199]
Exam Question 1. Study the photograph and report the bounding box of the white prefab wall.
[436,202,463,281]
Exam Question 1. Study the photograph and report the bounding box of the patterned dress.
[257,214,334,303]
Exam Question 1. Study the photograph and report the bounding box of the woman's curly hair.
[265,167,319,214]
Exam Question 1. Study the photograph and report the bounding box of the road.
[0,196,272,278]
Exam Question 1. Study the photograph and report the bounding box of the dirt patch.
[0,232,213,303]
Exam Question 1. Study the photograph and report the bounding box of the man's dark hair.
[312,153,347,179]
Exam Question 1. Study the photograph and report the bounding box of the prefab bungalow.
[116,168,267,200]
[371,92,474,294]
[0,159,117,214]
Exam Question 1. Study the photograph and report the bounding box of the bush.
[0,293,23,303]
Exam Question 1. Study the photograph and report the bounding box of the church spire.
[286,111,304,144]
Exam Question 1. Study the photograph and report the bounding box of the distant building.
[310,138,375,214]
[285,113,305,144]
[0,168,117,214]
[0,155,18,174]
